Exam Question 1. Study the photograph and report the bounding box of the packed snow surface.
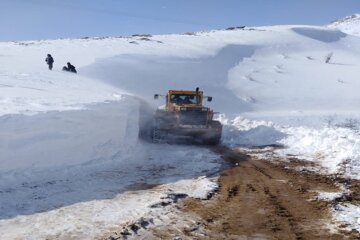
[1,22,360,238]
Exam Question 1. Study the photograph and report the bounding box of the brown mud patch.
[102,148,360,240]
[178,149,359,239]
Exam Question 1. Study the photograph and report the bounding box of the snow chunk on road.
[165,176,218,199]
[332,203,360,233]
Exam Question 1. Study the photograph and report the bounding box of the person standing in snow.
[45,54,54,70]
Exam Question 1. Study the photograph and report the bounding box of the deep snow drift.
[1,15,360,238]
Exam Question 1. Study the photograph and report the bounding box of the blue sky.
[1,0,359,41]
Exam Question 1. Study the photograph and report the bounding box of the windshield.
[170,94,198,104]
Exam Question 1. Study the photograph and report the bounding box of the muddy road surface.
[104,148,360,240]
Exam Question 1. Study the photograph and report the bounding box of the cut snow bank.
[292,27,346,42]
[0,100,139,172]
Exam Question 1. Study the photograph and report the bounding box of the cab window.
[170,94,197,104]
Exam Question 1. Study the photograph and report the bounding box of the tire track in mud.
[102,147,360,239]
[178,148,359,239]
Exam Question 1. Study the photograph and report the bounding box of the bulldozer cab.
[166,90,203,111]
[162,88,212,110]
[169,92,199,105]
[154,88,213,111]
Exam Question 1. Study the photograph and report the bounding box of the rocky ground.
[103,147,360,240]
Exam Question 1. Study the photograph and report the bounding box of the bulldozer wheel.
[152,126,163,143]
[204,121,222,145]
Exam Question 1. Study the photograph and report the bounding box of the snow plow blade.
[152,120,222,145]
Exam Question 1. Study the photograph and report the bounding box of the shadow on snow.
[81,44,257,117]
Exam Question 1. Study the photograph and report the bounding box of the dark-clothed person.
[45,54,54,70]
[62,62,77,73]
[67,62,77,73]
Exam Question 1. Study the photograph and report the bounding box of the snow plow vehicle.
[152,88,222,145]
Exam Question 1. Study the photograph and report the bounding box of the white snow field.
[1,13,360,238]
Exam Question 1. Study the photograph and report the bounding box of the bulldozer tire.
[204,121,222,145]
[152,126,163,143]
[152,115,166,143]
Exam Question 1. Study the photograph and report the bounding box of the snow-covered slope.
[2,22,360,238]
[328,14,360,36]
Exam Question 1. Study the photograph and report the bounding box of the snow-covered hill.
[2,21,360,238]
[328,13,360,36]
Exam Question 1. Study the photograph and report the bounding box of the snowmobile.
[152,88,222,145]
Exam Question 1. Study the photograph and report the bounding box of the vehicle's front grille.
[179,109,208,125]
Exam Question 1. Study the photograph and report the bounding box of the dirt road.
[104,148,360,239]
[148,148,360,240]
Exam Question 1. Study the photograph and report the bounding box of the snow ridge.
[328,13,360,36]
